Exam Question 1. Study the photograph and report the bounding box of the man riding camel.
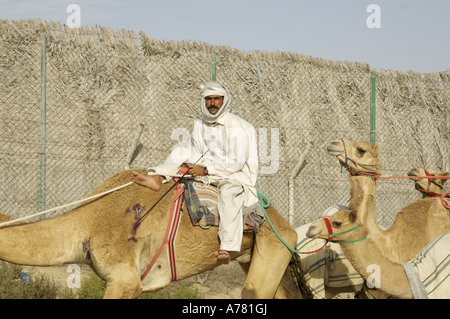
[132,81,259,264]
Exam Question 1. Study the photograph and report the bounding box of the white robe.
[149,111,259,252]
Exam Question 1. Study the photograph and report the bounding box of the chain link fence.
[1,19,449,228]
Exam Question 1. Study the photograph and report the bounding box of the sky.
[1,0,449,73]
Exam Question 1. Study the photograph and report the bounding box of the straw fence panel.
[0,19,448,227]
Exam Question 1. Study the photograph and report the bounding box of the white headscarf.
[200,81,231,123]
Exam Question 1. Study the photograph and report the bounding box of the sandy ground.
[187,262,247,299]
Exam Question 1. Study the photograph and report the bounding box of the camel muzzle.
[326,140,344,156]
[306,224,320,239]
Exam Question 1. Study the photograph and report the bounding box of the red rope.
[141,183,184,281]
[348,170,450,181]
[441,190,450,211]
[348,170,450,215]
[376,175,450,180]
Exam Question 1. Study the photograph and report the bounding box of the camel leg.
[242,221,297,299]
[273,266,303,299]
[238,261,250,274]
[102,265,143,299]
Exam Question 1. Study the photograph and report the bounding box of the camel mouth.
[306,225,320,239]
[326,140,344,156]
[327,148,342,156]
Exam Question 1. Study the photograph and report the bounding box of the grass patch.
[68,272,204,299]
[0,262,204,299]
[0,262,57,299]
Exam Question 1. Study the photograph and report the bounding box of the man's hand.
[183,164,206,177]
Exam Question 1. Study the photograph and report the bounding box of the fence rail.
[0,19,448,228]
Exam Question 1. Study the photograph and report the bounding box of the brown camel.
[306,204,450,299]
[0,169,298,299]
[326,139,450,262]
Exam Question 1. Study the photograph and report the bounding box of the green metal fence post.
[211,54,216,81]
[40,33,47,216]
[370,70,376,145]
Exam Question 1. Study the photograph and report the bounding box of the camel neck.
[338,178,413,298]
[349,175,385,237]
[341,186,413,298]
[339,233,412,298]
[349,175,375,208]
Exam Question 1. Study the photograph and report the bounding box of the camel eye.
[332,221,342,228]
[357,147,366,156]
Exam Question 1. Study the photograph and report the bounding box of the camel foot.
[215,250,231,265]
[131,171,163,191]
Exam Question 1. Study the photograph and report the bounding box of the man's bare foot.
[215,250,231,264]
[131,171,164,191]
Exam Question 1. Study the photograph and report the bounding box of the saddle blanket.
[402,231,450,299]
[183,180,265,231]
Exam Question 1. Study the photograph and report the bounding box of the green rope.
[329,224,361,237]
[258,191,309,254]
[327,224,367,243]
[328,236,367,244]
[257,191,366,252]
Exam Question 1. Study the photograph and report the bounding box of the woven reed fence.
[0,19,448,228]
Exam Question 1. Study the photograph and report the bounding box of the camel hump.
[86,169,146,196]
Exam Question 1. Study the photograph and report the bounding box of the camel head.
[407,168,449,196]
[327,139,383,175]
[306,209,364,243]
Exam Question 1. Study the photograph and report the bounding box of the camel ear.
[373,144,380,157]
[349,210,358,223]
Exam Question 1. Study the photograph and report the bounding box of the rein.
[340,139,450,184]
[134,151,209,229]
[341,150,450,211]
[258,192,329,254]
[258,192,363,254]
[344,164,450,215]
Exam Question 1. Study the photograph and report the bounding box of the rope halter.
[415,169,443,198]
[340,139,380,180]
[319,216,366,244]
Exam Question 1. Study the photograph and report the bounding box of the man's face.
[205,95,224,115]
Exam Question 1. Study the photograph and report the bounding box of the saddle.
[182,179,266,231]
